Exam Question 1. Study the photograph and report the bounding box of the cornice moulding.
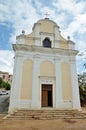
[13,44,78,56]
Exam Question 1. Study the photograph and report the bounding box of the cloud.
[62,14,86,36]
[78,50,86,59]
[53,0,86,16]
[52,0,86,51]
[0,50,14,74]
[1,0,85,44]
[61,13,86,52]
[0,0,41,44]
[0,0,86,74]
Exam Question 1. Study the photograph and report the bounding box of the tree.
[0,77,11,90]
[0,78,3,88]
[78,73,86,106]
[4,82,11,90]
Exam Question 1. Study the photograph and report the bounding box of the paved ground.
[0,118,86,130]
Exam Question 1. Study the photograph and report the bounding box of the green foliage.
[78,74,86,106]
[0,77,2,84]
[0,77,11,90]
[4,82,11,90]
[0,77,4,88]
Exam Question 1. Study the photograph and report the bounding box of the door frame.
[40,77,55,108]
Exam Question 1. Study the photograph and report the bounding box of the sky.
[0,0,86,74]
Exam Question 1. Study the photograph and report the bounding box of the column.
[70,60,81,110]
[31,55,40,108]
[9,54,23,113]
[55,59,63,108]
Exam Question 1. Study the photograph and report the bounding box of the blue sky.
[0,0,86,74]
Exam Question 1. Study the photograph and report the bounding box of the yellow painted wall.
[23,19,69,49]
[60,42,69,49]
[20,60,33,100]
[61,62,72,100]
[25,38,35,45]
[40,61,55,76]
[40,21,54,33]
[25,32,35,45]
[27,31,35,37]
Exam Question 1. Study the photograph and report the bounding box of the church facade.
[9,18,81,113]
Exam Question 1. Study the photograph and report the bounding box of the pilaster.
[31,55,40,108]
[54,25,60,48]
[34,23,40,46]
[9,54,23,113]
[70,59,81,110]
[55,57,63,108]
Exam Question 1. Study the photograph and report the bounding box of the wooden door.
[41,84,53,107]
[42,90,48,107]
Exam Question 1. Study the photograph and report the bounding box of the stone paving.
[0,117,86,130]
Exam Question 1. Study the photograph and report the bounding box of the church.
[9,17,81,113]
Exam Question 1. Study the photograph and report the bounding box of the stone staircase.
[4,109,86,120]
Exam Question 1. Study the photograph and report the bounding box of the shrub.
[0,77,11,90]
[4,82,11,90]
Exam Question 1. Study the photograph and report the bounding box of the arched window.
[43,38,51,48]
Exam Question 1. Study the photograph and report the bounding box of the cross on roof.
[44,12,49,18]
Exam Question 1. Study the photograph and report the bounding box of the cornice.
[16,34,26,39]
[12,44,78,56]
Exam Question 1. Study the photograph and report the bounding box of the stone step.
[13,112,80,116]
[12,114,76,117]
[14,110,78,114]
[6,115,86,120]
[4,109,86,120]
[18,109,78,112]
[10,113,86,117]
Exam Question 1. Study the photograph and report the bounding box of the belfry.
[9,18,81,113]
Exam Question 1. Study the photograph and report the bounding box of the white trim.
[55,100,72,109]
[13,44,78,56]
[31,57,40,108]
[40,34,54,48]
[70,60,81,110]
[9,55,23,113]
[34,23,40,46]
[54,26,60,48]
[69,43,75,50]
[19,100,31,109]
[55,60,63,108]
[40,77,55,108]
